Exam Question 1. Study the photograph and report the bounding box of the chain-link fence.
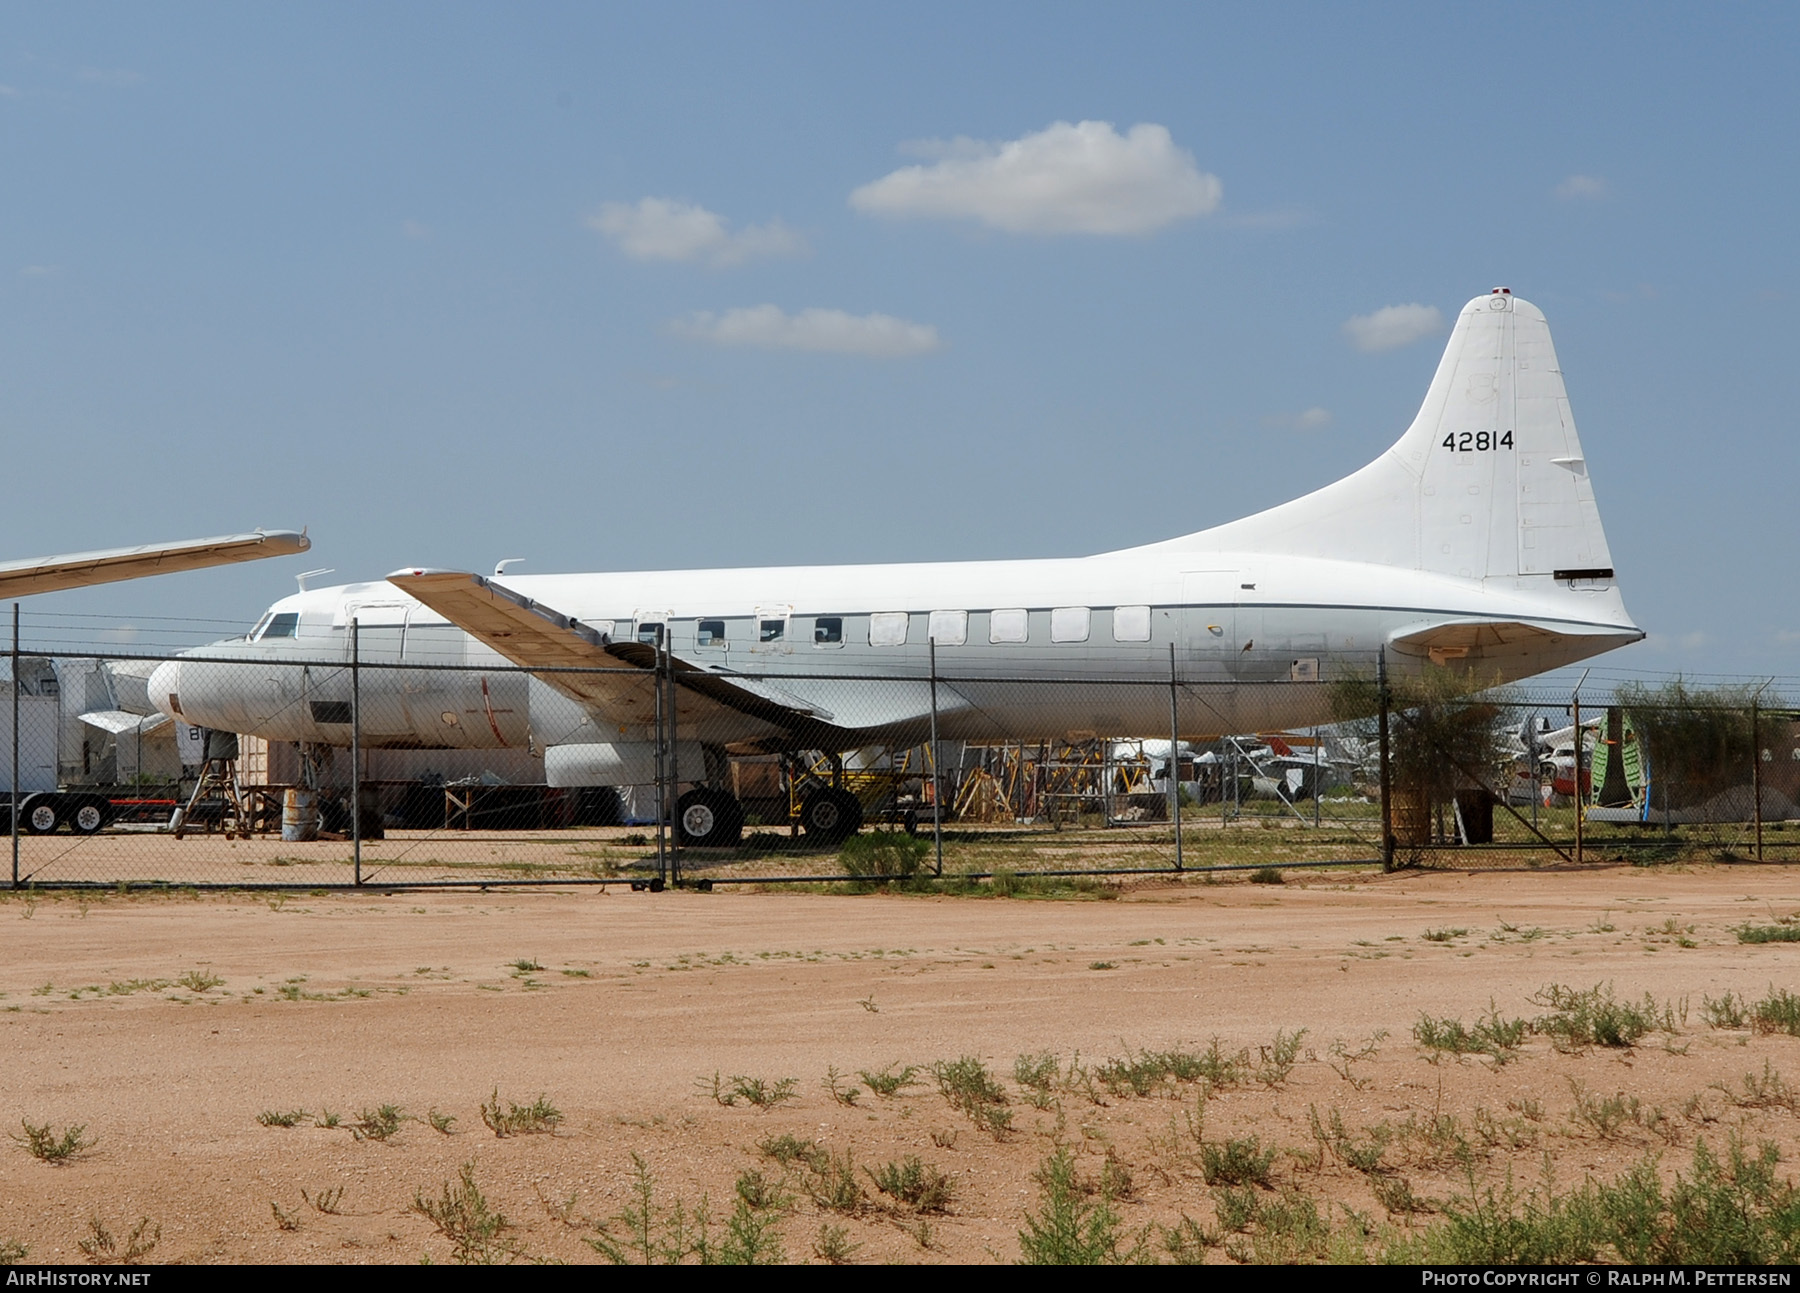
[5,632,1795,889]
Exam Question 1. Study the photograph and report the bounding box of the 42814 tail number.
[1443,430,1513,452]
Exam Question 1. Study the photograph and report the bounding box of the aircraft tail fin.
[1166,290,1617,587]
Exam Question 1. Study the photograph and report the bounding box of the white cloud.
[1342,303,1444,353]
[850,120,1221,236]
[1261,407,1332,431]
[1555,174,1608,200]
[670,305,942,357]
[590,198,805,266]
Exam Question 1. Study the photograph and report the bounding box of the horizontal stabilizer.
[1388,617,1641,669]
[78,710,172,736]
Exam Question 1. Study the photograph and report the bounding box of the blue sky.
[2,3,1795,679]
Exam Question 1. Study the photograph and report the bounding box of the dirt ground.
[2,863,1799,1264]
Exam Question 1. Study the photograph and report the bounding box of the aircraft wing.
[388,568,842,743]
[0,530,310,599]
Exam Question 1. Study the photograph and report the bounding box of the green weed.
[270,1200,300,1232]
[857,1062,919,1098]
[822,1067,860,1106]
[1702,991,1750,1029]
[352,1104,405,1142]
[803,1149,866,1215]
[1530,981,1670,1050]
[1248,867,1284,885]
[302,1186,344,1215]
[733,1169,794,1214]
[257,1108,310,1128]
[812,1222,860,1264]
[703,1073,798,1111]
[1200,1135,1276,1187]
[480,1091,562,1136]
[413,1161,519,1264]
[15,1120,94,1164]
[177,968,223,992]
[865,1156,957,1213]
[757,1133,827,1173]
[1414,1005,1527,1063]
[1254,1027,1308,1087]
[1738,925,1800,944]
[77,1216,158,1265]
[1017,1146,1149,1264]
[1751,988,1800,1036]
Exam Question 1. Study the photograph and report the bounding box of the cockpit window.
[260,613,300,640]
[249,612,273,639]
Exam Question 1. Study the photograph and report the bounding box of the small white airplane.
[0,530,311,600]
[149,290,1642,845]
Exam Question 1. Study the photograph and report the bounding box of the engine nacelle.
[544,741,705,787]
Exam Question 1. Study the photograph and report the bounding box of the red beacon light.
[1491,286,1512,295]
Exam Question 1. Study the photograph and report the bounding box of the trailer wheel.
[23,796,62,834]
[71,798,109,835]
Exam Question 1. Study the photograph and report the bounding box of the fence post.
[350,618,361,885]
[1753,682,1769,862]
[10,603,18,889]
[653,627,667,888]
[929,638,943,877]
[1572,682,1583,867]
[1168,643,1183,873]
[1377,648,1394,871]
[667,628,680,888]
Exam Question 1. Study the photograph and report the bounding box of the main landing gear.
[799,787,863,845]
[674,787,745,848]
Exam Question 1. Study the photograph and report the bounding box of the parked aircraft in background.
[0,530,310,600]
[150,291,1642,845]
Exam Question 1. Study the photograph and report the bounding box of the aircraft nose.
[147,660,182,719]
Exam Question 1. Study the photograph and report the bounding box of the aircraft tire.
[800,788,863,844]
[71,797,110,835]
[23,795,62,835]
[675,788,744,848]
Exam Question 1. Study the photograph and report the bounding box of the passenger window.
[697,619,727,648]
[759,619,785,643]
[262,613,300,640]
[869,612,908,647]
[1112,605,1151,643]
[813,616,843,645]
[927,610,967,646]
[1050,607,1090,643]
[637,621,664,645]
[989,609,1028,644]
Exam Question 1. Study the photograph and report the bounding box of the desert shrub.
[838,831,930,881]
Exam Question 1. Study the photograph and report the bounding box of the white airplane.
[0,530,311,600]
[148,290,1641,845]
